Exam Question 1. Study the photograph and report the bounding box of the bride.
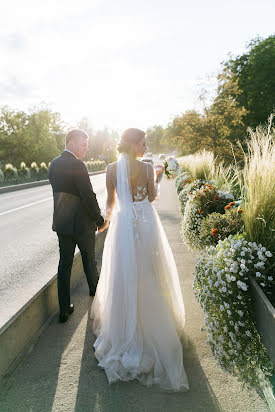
[91,128,189,391]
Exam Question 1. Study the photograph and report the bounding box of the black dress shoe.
[68,304,74,314]
[59,304,74,323]
[59,313,69,323]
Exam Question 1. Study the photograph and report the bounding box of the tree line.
[146,35,275,162]
[0,105,118,168]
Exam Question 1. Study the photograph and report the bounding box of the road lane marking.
[0,197,52,216]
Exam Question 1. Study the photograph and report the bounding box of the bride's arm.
[147,164,162,202]
[98,164,116,232]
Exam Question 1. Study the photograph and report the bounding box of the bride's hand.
[155,165,164,182]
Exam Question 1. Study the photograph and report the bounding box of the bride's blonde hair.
[117,128,145,154]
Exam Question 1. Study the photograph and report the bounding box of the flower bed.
[193,235,274,388]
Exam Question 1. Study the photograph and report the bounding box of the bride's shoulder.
[107,161,117,171]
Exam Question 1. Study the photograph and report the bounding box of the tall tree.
[226,35,275,128]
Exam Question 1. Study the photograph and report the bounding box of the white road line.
[0,197,52,217]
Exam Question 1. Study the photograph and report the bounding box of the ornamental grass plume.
[178,150,216,181]
[242,115,275,253]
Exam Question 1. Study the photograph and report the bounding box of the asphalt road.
[0,173,106,329]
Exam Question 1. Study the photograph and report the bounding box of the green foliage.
[227,35,275,128]
[18,162,30,178]
[242,118,275,254]
[0,105,64,166]
[178,179,206,215]
[178,150,216,180]
[146,125,173,153]
[193,235,274,388]
[181,184,234,250]
[78,117,118,164]
[3,163,18,180]
[38,162,48,179]
[200,209,244,247]
[85,160,106,172]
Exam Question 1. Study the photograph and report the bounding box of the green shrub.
[200,208,244,247]
[3,164,18,180]
[38,162,48,179]
[175,171,192,194]
[181,184,234,251]
[30,162,39,178]
[18,162,30,178]
[178,179,207,215]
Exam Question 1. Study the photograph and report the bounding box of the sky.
[0,0,274,133]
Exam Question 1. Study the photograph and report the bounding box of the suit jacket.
[49,151,104,236]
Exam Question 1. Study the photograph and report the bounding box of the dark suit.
[49,150,104,315]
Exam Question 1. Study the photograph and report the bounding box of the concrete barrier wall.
[0,230,107,381]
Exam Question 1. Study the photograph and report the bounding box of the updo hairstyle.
[117,128,145,154]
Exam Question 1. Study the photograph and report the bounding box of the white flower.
[260,283,266,287]
[227,310,232,316]
[240,251,245,256]
[237,310,244,317]
[268,276,273,281]
[265,251,272,257]
[224,302,229,309]
[220,305,224,311]
[256,272,262,277]
[245,331,252,337]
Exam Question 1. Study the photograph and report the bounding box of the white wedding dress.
[91,153,189,391]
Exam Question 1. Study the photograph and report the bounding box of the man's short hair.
[65,129,88,145]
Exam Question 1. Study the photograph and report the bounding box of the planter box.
[250,277,275,412]
[250,277,275,367]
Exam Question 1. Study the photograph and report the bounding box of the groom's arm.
[74,161,104,227]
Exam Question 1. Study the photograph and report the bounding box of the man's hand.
[97,220,110,233]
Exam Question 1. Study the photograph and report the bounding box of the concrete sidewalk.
[0,180,269,412]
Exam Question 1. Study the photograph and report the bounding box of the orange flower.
[185,179,192,183]
[190,191,193,194]
[198,209,202,214]
[211,228,218,236]
[229,202,235,206]
[224,204,231,210]
[214,195,220,200]
[238,208,243,214]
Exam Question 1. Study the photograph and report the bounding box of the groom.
[49,129,105,323]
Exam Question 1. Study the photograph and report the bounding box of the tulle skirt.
[91,199,189,391]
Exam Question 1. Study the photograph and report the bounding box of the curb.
[0,230,107,381]
[0,170,106,194]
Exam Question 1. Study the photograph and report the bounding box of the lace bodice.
[104,160,160,220]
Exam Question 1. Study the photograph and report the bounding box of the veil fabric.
[91,153,189,391]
